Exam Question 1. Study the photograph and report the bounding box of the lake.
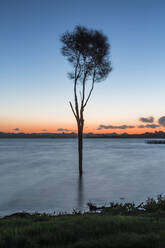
[0,138,165,216]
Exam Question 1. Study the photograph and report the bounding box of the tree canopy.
[61,25,112,84]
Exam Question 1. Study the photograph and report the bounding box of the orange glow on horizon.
[0,120,165,134]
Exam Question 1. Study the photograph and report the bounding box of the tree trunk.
[78,125,83,177]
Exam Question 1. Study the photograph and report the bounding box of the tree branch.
[74,55,80,121]
[79,70,87,130]
[83,70,96,108]
[81,71,87,108]
[69,101,77,120]
[76,63,82,80]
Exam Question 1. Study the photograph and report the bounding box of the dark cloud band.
[57,128,72,132]
[97,125,135,130]
[13,128,20,131]
[138,124,159,129]
[139,116,154,123]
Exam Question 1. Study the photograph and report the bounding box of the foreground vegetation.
[1,195,165,248]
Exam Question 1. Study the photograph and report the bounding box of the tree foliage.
[61,25,111,83]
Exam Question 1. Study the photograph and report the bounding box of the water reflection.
[77,175,84,210]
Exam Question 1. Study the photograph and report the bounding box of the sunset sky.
[1,0,165,134]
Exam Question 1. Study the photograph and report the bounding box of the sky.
[0,0,165,134]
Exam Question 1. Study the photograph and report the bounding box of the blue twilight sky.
[0,0,165,133]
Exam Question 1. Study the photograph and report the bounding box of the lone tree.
[61,26,112,176]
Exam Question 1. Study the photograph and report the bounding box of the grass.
[1,214,165,248]
[1,195,165,248]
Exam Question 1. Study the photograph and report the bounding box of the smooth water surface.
[0,138,165,216]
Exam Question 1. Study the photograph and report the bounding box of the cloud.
[97,125,135,130]
[138,125,145,128]
[158,116,165,127]
[138,124,160,129]
[13,128,21,131]
[57,128,72,132]
[139,116,154,123]
[41,129,48,131]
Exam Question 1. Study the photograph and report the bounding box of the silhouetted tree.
[61,26,112,176]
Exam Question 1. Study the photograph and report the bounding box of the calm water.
[0,138,165,216]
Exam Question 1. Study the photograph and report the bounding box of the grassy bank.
[1,213,165,248]
[1,196,165,248]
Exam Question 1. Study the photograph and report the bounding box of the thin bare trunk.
[78,127,83,176]
[77,119,84,176]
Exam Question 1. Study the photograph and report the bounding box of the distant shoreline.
[0,131,165,139]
